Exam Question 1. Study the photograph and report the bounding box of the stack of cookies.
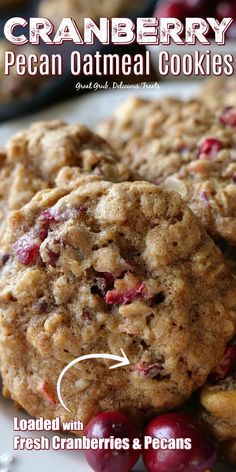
[97,77,236,463]
[0,78,235,465]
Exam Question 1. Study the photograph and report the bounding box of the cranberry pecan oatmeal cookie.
[124,102,236,244]
[0,120,129,237]
[96,96,185,152]
[0,180,235,426]
[199,339,236,463]
[198,77,236,112]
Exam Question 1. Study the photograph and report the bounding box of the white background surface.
[0,82,234,472]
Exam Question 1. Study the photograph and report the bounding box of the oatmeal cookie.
[198,78,236,112]
[96,96,184,152]
[38,0,144,29]
[0,120,129,236]
[199,339,236,463]
[125,102,236,244]
[0,180,235,427]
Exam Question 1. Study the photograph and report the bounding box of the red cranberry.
[12,225,48,266]
[210,345,236,381]
[105,282,145,305]
[13,229,41,265]
[220,107,236,127]
[39,208,76,224]
[84,412,140,472]
[133,361,164,379]
[197,138,223,159]
[143,413,217,472]
[40,381,58,405]
[39,209,58,223]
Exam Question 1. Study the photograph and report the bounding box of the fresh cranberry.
[39,207,77,224]
[40,381,58,405]
[12,225,48,266]
[133,361,164,379]
[13,229,41,265]
[84,412,140,472]
[37,228,49,241]
[105,282,145,305]
[220,107,236,127]
[210,345,236,381]
[197,138,223,159]
[143,413,217,472]
[39,209,58,223]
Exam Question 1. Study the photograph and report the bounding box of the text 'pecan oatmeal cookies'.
[199,339,236,463]
[124,100,236,245]
[0,120,130,238]
[0,180,235,427]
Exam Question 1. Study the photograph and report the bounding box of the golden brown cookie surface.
[0,180,235,427]
[0,120,129,238]
[200,340,236,463]
[123,101,236,244]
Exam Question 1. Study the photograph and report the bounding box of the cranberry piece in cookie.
[13,227,47,265]
[210,345,236,381]
[197,138,223,159]
[105,272,146,305]
[0,120,130,241]
[0,181,235,428]
[133,361,164,379]
[220,107,236,127]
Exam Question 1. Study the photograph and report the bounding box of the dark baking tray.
[0,0,157,122]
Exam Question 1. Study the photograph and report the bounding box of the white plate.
[0,82,234,472]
